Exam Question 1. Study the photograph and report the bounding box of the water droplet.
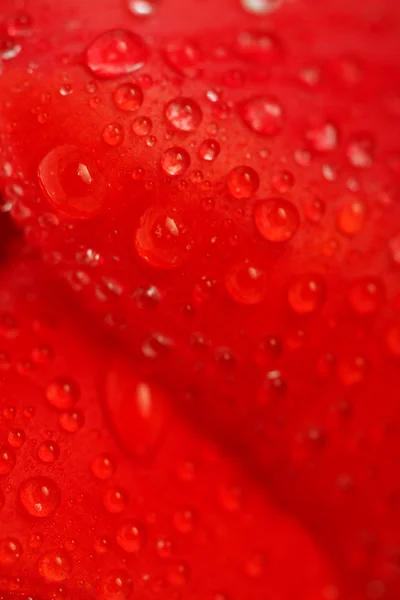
[254,198,299,242]
[198,139,220,162]
[19,476,61,517]
[227,166,259,199]
[167,562,190,586]
[240,96,283,136]
[306,122,338,153]
[114,83,143,111]
[338,355,367,386]
[347,134,374,168]
[254,335,282,365]
[31,344,54,365]
[133,285,160,309]
[164,39,203,78]
[304,196,325,223]
[0,447,16,475]
[235,30,281,64]
[86,29,147,78]
[38,550,72,582]
[348,278,384,315]
[0,538,22,565]
[161,147,190,177]
[127,0,158,17]
[336,198,366,236]
[386,325,400,356]
[59,409,84,433]
[240,0,282,14]
[46,377,80,410]
[288,275,326,315]
[102,123,124,146]
[103,487,128,514]
[164,97,202,132]
[104,359,167,456]
[91,454,115,480]
[7,428,26,449]
[38,145,107,219]
[7,12,33,37]
[116,520,146,552]
[173,509,195,533]
[132,116,152,136]
[225,261,267,305]
[98,570,133,600]
[0,36,21,60]
[37,440,60,463]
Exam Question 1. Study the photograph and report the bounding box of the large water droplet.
[240,96,283,136]
[288,275,326,315]
[161,147,191,177]
[85,30,147,78]
[19,476,61,518]
[225,261,267,305]
[38,146,107,219]
[227,166,259,199]
[46,377,80,410]
[254,198,299,242]
[37,550,72,582]
[164,97,202,132]
[135,206,194,268]
[103,358,167,456]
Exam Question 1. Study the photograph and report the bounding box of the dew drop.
[86,30,147,78]
[59,409,84,433]
[336,198,366,236]
[127,0,158,17]
[347,134,374,168]
[99,570,133,600]
[91,454,115,480]
[306,122,338,153]
[235,30,281,64]
[164,39,203,78]
[19,476,61,518]
[167,562,190,586]
[0,538,22,565]
[133,285,160,309]
[240,96,283,136]
[38,145,107,219]
[173,509,195,533]
[46,377,80,410]
[164,97,202,132]
[103,487,128,514]
[161,147,190,177]
[198,139,220,162]
[116,520,146,553]
[348,278,384,315]
[132,116,152,136]
[254,198,299,242]
[240,0,282,14]
[37,550,72,582]
[225,261,267,305]
[37,440,60,463]
[0,446,16,475]
[102,123,124,147]
[288,275,326,315]
[227,166,259,199]
[114,83,143,111]
[338,355,367,386]
[304,196,325,223]
[7,428,26,449]
[104,359,167,456]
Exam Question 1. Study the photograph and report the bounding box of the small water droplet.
[37,440,60,463]
[288,275,326,315]
[306,121,338,153]
[133,285,160,309]
[59,409,84,433]
[116,520,146,553]
[103,487,128,514]
[161,147,190,177]
[85,29,147,78]
[254,198,299,242]
[164,39,203,78]
[127,0,158,16]
[240,0,282,14]
[91,454,115,480]
[240,96,283,136]
[0,538,22,565]
[347,134,374,168]
[38,145,107,219]
[102,122,124,146]
[338,355,367,386]
[38,550,72,582]
[303,196,325,223]
[225,261,267,305]
[99,570,133,600]
[235,30,281,64]
[19,476,61,518]
[164,97,202,132]
[7,428,26,449]
[348,278,384,315]
[227,166,259,199]
[167,562,190,586]
[336,198,366,236]
[114,83,143,111]
[0,446,16,475]
[173,509,196,533]
[46,377,80,410]
[198,139,220,162]
[132,116,152,136]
